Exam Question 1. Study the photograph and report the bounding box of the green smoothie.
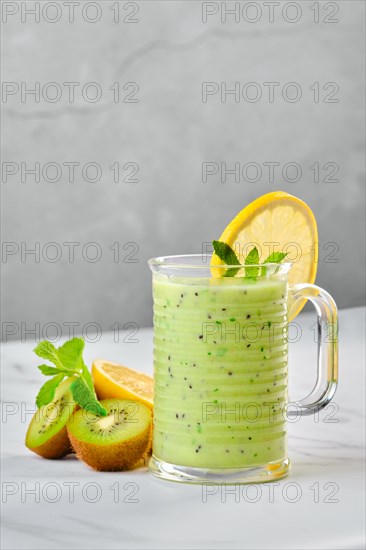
[152,275,288,469]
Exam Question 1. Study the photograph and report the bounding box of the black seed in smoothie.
[195,445,202,453]
[273,382,277,386]
[247,343,251,348]
[177,304,180,307]
[189,384,192,389]
[225,449,230,453]
[184,377,187,380]
[198,335,203,339]
[207,314,212,319]
[248,437,252,440]
[246,314,251,319]
[195,292,198,296]
[193,363,196,367]
[254,453,258,457]
[267,388,270,392]
[168,355,171,360]
[228,371,233,376]
[176,413,179,419]
[241,450,244,454]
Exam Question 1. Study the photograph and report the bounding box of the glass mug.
[148,255,338,484]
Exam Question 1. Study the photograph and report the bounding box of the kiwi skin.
[26,427,72,459]
[67,400,152,471]
[25,377,77,459]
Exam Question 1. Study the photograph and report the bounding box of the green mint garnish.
[212,240,241,277]
[212,240,288,280]
[33,337,107,416]
[245,246,260,279]
[69,377,107,416]
[36,373,65,408]
[261,252,288,276]
[263,252,288,264]
[37,364,66,376]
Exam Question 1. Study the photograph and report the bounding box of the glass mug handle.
[287,283,338,416]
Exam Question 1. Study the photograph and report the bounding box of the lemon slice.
[92,360,153,410]
[211,191,318,319]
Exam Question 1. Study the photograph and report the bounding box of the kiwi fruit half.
[67,399,152,471]
[26,377,77,459]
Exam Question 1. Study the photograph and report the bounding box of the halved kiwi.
[25,377,77,459]
[67,399,152,471]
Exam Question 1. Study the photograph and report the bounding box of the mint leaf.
[34,341,65,370]
[261,252,288,276]
[70,377,107,416]
[263,252,288,264]
[81,361,95,393]
[212,240,241,277]
[33,338,106,415]
[34,338,83,373]
[212,240,240,266]
[57,338,84,372]
[36,373,65,408]
[37,364,66,376]
[245,246,260,278]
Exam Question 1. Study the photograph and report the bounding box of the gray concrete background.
[2,1,365,341]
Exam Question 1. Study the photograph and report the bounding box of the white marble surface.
[1,307,365,550]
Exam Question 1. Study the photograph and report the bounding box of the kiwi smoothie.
[152,275,288,469]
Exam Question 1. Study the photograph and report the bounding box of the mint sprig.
[70,377,106,416]
[245,246,260,278]
[36,373,65,408]
[212,240,241,277]
[34,337,107,416]
[263,252,288,264]
[261,251,288,276]
[212,241,288,279]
